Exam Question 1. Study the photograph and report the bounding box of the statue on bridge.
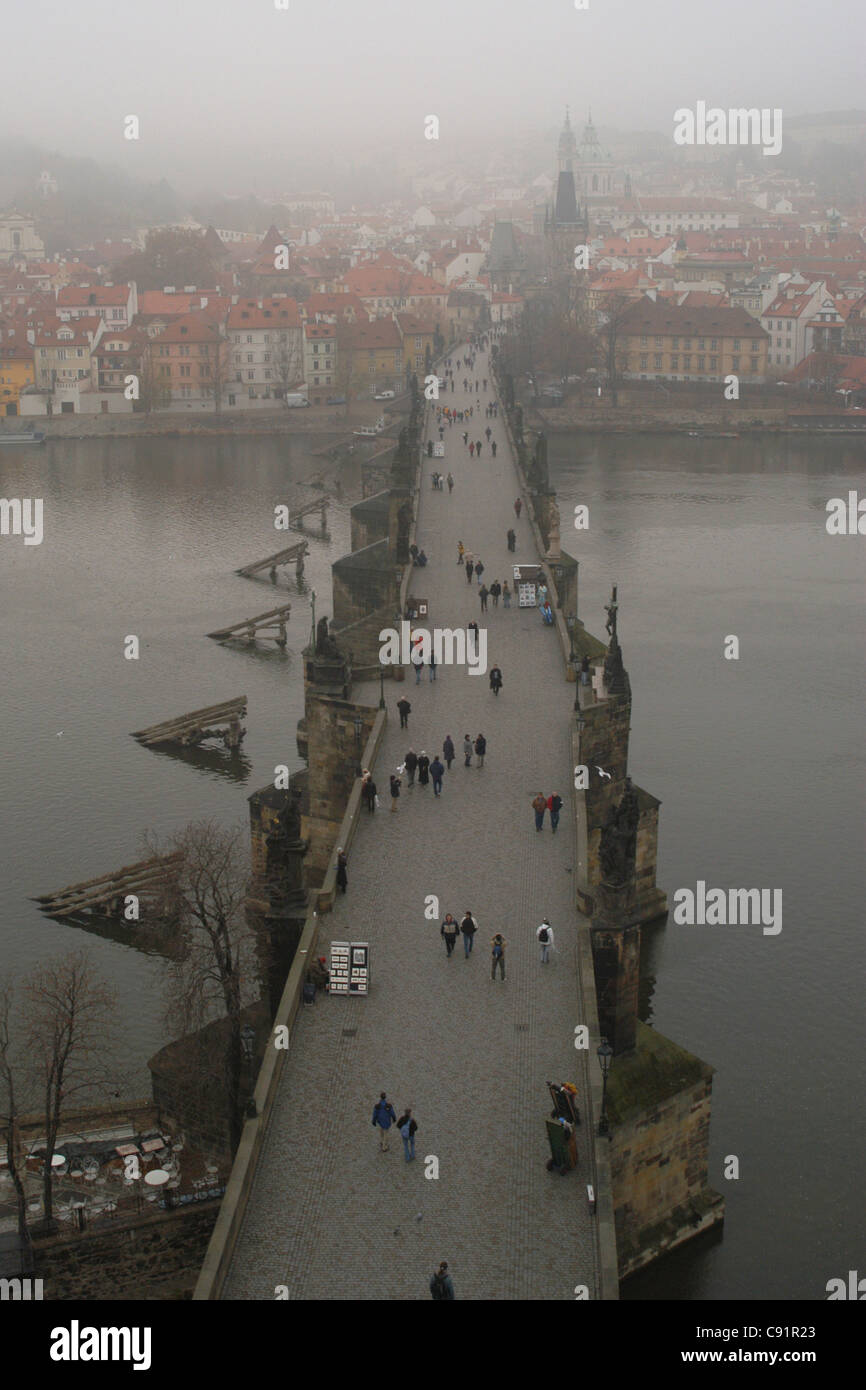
[604,583,618,640]
[315,615,340,659]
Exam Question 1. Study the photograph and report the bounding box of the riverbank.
[523,398,866,435]
[0,402,399,443]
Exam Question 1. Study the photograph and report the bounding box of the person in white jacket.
[536,918,555,964]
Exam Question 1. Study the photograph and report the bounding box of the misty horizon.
[3,0,864,196]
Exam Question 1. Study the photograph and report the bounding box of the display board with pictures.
[329,942,350,995]
[349,942,370,995]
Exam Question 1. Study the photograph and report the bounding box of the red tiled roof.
[152,313,223,344]
[620,297,766,337]
[57,284,132,307]
[226,297,300,329]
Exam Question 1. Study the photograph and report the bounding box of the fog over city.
[3,0,865,194]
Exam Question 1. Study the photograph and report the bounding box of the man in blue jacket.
[372,1092,396,1152]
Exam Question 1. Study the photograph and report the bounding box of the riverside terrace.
[203,338,619,1301]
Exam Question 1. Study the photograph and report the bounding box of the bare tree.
[272,327,305,407]
[597,292,634,407]
[810,348,843,399]
[146,820,259,1153]
[138,341,172,414]
[21,951,118,1227]
[0,979,29,1249]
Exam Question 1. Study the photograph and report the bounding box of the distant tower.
[576,110,617,199]
[546,109,588,276]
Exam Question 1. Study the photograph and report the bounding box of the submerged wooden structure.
[131,697,247,750]
[206,603,292,646]
[34,852,183,919]
[235,540,308,583]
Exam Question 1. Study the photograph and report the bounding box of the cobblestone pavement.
[223,340,600,1301]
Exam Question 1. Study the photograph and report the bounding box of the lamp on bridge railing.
[353,714,363,776]
[597,1039,613,1138]
[241,1024,257,1118]
[378,666,386,711]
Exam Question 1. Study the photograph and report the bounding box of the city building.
[618,298,768,383]
[226,297,303,403]
[303,321,337,403]
[57,283,138,329]
[337,317,403,398]
[0,212,45,264]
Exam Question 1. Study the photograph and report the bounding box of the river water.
[1,429,863,1301]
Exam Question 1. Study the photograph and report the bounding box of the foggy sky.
[3,0,865,192]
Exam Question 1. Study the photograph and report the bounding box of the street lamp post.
[597,1039,613,1137]
[378,666,385,710]
[353,713,363,776]
[241,1024,257,1119]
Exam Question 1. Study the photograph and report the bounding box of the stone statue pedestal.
[591,879,640,1056]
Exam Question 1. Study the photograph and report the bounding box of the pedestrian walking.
[537,582,548,608]
[412,646,424,684]
[474,559,484,584]
[467,619,480,648]
[447,472,454,493]
[485,426,491,442]
[532,792,547,831]
[430,755,445,796]
[465,557,474,584]
[506,527,515,552]
[441,914,459,957]
[460,911,478,957]
[536,918,555,964]
[489,665,503,696]
[430,1263,455,1300]
[491,933,506,981]
[336,847,348,894]
[483,378,488,391]
[363,774,378,813]
[429,650,437,681]
[463,734,473,767]
[390,773,401,812]
[417,751,430,786]
[372,1092,396,1151]
[514,497,522,518]
[479,584,489,612]
[469,441,475,458]
[490,579,501,608]
[396,1108,417,1162]
[405,748,418,786]
[491,440,497,457]
[443,734,455,769]
[457,540,465,565]
[474,732,486,767]
[475,440,482,456]
[548,792,562,834]
[462,430,468,445]
[397,696,411,729]
[503,581,512,608]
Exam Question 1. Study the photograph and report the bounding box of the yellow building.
[0,343,35,415]
[619,299,768,383]
[338,318,404,398]
[396,313,436,374]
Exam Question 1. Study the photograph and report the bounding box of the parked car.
[374,389,395,400]
[284,393,309,407]
[326,395,347,405]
